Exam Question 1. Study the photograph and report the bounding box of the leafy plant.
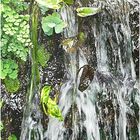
[76,7,101,17]
[41,12,67,36]
[8,134,17,140]
[36,0,63,9]
[2,0,28,12]
[1,3,31,61]
[37,45,51,67]
[0,59,18,79]
[4,78,20,93]
[1,0,31,93]
[41,86,63,121]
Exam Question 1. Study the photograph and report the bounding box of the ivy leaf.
[41,12,66,36]
[48,22,56,28]
[42,23,51,33]
[55,22,66,33]
[76,7,101,17]
[50,16,62,24]
[46,28,53,36]
[42,17,52,32]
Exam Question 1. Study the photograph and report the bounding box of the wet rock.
[78,65,95,92]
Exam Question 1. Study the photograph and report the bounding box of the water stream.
[20,0,139,140]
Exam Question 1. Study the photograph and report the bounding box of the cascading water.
[44,0,139,140]
[19,0,139,140]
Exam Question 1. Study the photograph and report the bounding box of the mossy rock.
[4,78,20,93]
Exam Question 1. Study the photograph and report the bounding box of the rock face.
[1,0,139,140]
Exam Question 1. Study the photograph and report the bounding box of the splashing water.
[20,0,139,140]
[44,1,139,140]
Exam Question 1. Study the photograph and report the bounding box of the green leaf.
[53,17,62,24]
[46,28,53,36]
[55,24,64,33]
[4,63,10,69]
[47,22,56,28]
[7,68,12,74]
[40,86,63,121]
[9,70,18,79]
[42,18,51,32]
[8,134,17,140]
[14,22,19,26]
[52,12,60,18]
[11,62,18,69]
[47,98,63,121]
[0,59,19,79]
[3,68,9,74]
[76,7,101,17]
[42,13,66,36]
[41,86,51,103]
[63,0,74,5]
[35,0,62,9]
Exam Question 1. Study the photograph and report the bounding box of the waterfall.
[19,0,139,140]
[44,0,139,140]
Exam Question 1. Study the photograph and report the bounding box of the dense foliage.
[1,0,31,92]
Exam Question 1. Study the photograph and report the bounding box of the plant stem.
[28,3,40,103]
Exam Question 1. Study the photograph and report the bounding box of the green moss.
[4,78,20,93]
[78,32,86,43]
[37,45,51,67]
